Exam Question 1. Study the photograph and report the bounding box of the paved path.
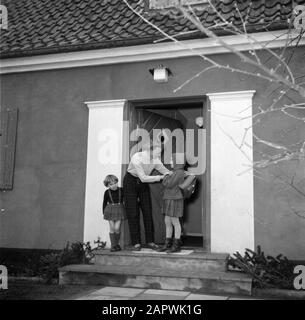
[73,286,261,300]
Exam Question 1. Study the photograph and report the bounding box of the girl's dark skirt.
[162,199,184,218]
[104,203,127,221]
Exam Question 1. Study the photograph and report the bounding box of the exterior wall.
[0,69,89,249]
[1,47,304,258]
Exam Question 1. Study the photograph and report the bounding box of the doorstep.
[59,264,252,296]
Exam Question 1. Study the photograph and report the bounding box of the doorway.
[123,97,209,250]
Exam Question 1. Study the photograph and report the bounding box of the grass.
[0,280,102,300]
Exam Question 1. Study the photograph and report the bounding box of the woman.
[123,142,171,251]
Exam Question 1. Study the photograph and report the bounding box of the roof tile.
[1,0,304,57]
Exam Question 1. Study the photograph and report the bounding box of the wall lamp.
[149,65,173,83]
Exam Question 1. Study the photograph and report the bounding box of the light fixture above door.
[149,65,173,83]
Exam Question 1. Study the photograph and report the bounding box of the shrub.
[228,245,296,289]
[38,240,106,284]
[0,248,59,277]
[39,253,61,284]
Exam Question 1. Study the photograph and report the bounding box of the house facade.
[1,0,305,259]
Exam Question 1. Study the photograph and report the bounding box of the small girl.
[158,153,186,253]
[103,174,126,252]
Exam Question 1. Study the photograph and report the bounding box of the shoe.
[166,239,181,253]
[157,238,173,252]
[109,233,117,252]
[114,233,121,251]
[132,244,141,251]
[147,242,159,250]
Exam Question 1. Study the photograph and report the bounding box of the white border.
[207,90,256,101]
[85,99,127,109]
[1,30,304,74]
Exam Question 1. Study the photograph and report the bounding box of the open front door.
[122,100,207,249]
[137,109,184,244]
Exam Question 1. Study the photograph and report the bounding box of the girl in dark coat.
[158,153,186,253]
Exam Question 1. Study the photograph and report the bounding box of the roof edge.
[1,29,304,75]
[0,22,291,59]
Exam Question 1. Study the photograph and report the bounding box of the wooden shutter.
[0,108,18,190]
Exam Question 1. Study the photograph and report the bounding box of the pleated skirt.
[161,199,184,218]
[104,204,127,221]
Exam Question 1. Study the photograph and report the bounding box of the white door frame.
[83,92,255,254]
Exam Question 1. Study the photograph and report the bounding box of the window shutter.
[0,108,18,190]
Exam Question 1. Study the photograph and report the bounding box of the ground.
[0,280,261,300]
[0,281,101,300]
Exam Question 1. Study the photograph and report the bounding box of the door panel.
[181,118,205,239]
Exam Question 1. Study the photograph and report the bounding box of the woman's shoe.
[147,242,160,250]
[115,244,122,251]
[132,244,141,251]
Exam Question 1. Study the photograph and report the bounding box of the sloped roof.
[0,0,304,58]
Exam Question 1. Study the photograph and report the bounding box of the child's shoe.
[166,238,181,253]
[157,238,172,252]
[114,233,121,251]
[109,233,117,252]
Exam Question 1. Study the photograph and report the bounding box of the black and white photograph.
[0,0,305,307]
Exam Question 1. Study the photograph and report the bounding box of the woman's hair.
[150,143,162,152]
[103,174,118,187]
[142,139,163,152]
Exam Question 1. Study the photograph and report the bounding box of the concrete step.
[93,249,229,272]
[59,264,252,296]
